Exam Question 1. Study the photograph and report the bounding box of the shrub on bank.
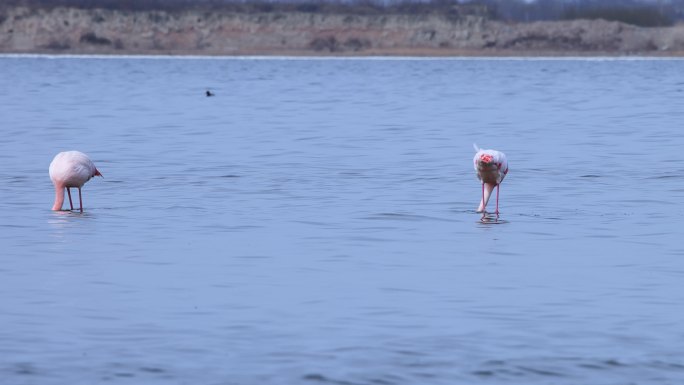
[562,6,674,27]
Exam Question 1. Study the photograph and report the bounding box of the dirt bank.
[2,6,684,55]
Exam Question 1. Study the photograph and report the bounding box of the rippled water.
[1,55,684,384]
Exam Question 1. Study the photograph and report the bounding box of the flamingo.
[49,151,102,212]
[473,144,508,216]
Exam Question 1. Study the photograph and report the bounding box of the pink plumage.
[49,151,102,212]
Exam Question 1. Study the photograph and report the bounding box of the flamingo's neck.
[52,184,65,211]
[478,182,496,212]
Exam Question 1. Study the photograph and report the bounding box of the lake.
[1,55,683,384]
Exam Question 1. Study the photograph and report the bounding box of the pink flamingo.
[473,144,508,216]
[49,151,102,212]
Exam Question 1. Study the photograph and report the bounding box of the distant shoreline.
[4,53,684,60]
[3,50,684,58]
[3,6,684,56]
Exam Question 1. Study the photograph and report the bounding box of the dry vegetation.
[2,0,684,55]
[1,0,681,27]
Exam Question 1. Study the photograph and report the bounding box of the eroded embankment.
[2,6,684,55]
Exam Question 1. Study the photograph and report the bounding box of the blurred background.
[1,0,683,55]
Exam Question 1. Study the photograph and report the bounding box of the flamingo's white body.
[473,144,508,214]
[49,151,102,212]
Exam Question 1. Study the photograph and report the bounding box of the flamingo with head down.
[49,151,102,212]
[473,144,508,216]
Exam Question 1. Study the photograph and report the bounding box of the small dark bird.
[206,90,215,97]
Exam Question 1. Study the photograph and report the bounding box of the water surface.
[1,56,684,384]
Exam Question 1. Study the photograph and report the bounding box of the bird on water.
[49,151,102,212]
[473,144,508,216]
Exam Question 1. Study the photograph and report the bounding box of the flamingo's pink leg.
[67,188,74,210]
[482,182,485,211]
[495,184,500,215]
[480,182,486,220]
[78,187,83,213]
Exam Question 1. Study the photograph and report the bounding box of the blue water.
[1,56,684,384]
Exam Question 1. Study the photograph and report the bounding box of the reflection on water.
[47,210,98,241]
[1,56,684,384]
[479,214,506,224]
